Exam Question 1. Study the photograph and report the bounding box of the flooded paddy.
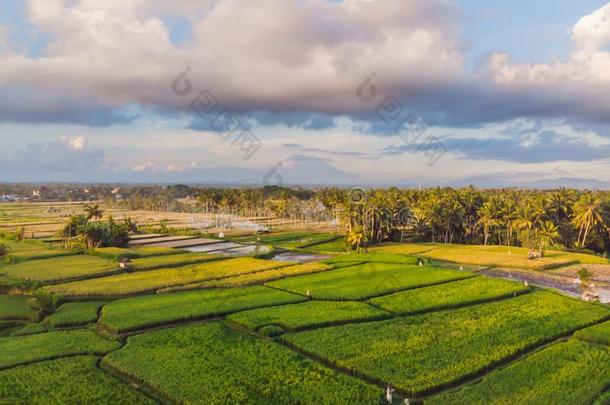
[270,251,332,263]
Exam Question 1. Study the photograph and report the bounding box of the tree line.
[117,185,610,256]
[7,183,609,256]
[336,187,610,256]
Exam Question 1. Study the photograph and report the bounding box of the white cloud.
[487,3,610,84]
[572,3,610,53]
[0,0,463,120]
[0,136,106,172]
[69,136,87,150]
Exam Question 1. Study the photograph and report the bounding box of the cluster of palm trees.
[60,205,137,249]
[338,187,610,255]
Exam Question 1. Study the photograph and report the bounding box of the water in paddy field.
[184,242,242,253]
[184,242,270,256]
[217,245,271,256]
[599,290,610,304]
[271,252,331,263]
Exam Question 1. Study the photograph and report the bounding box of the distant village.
[0,185,125,202]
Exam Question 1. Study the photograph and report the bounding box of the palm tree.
[514,203,542,233]
[573,193,604,247]
[501,198,517,246]
[549,188,572,225]
[123,216,138,233]
[460,186,483,243]
[477,203,499,245]
[514,202,544,256]
[538,221,559,257]
[347,224,366,253]
[84,204,103,221]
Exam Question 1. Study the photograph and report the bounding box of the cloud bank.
[1,0,607,129]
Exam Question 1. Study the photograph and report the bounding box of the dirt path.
[478,267,610,303]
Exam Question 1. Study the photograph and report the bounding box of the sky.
[1,0,610,186]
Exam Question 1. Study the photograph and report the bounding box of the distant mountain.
[263,155,357,186]
[438,176,610,190]
[527,177,610,190]
[109,155,358,186]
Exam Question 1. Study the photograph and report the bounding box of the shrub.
[578,267,593,283]
[31,290,60,317]
[59,215,130,248]
[78,221,130,249]
[14,227,25,242]
[59,215,89,238]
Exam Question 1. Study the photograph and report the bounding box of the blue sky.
[0,0,610,185]
[460,0,608,63]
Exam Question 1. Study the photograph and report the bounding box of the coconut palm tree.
[501,198,517,246]
[123,216,138,233]
[477,203,499,245]
[538,221,559,257]
[514,203,542,233]
[549,188,572,224]
[573,193,604,247]
[84,204,103,221]
[347,224,366,253]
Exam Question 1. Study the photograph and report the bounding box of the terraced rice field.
[283,292,609,396]
[128,252,219,270]
[372,243,609,270]
[574,320,610,346]
[89,246,181,260]
[0,295,39,321]
[44,302,105,328]
[267,262,474,300]
[369,276,529,314]
[1,232,609,404]
[325,252,419,266]
[160,262,334,291]
[1,255,119,283]
[0,329,120,369]
[102,322,382,404]
[99,286,306,333]
[0,356,154,404]
[302,237,347,253]
[227,300,389,332]
[429,339,610,404]
[1,239,73,262]
[10,322,48,337]
[46,257,287,297]
[234,231,340,249]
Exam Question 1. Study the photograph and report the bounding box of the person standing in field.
[386,384,395,403]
